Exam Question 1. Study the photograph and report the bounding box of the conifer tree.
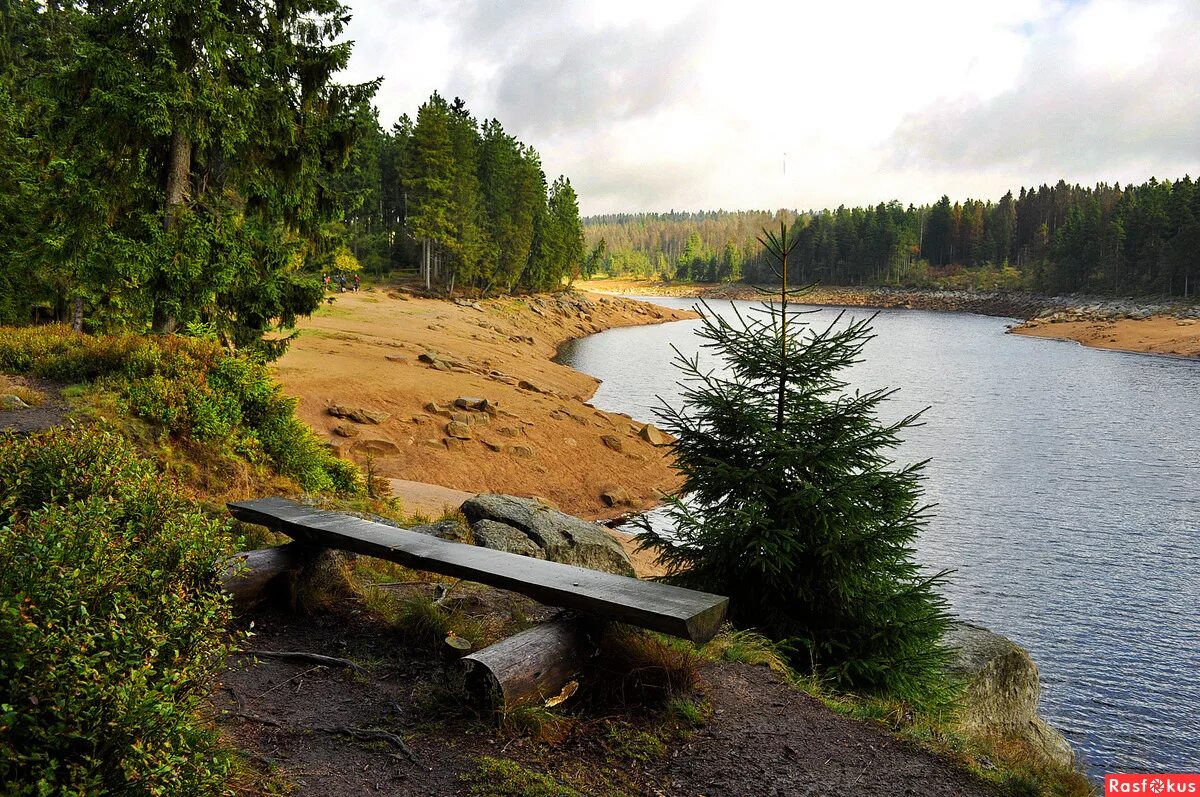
[639,223,952,699]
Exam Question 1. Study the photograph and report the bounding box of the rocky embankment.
[587,278,1200,358]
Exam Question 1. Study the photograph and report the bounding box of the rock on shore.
[460,494,635,577]
[945,621,1076,770]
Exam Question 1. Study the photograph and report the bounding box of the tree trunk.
[71,296,84,333]
[153,126,192,333]
[460,616,602,709]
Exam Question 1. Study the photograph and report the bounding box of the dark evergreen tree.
[639,225,952,698]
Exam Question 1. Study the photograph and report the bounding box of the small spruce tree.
[639,223,952,699]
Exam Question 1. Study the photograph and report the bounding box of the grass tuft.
[461,756,583,797]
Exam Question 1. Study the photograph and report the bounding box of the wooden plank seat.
[227,497,728,643]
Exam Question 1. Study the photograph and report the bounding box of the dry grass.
[0,374,44,407]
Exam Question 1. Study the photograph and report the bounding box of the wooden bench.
[226,497,730,707]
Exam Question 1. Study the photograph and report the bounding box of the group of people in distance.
[323,273,361,292]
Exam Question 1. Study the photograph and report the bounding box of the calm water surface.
[556,297,1200,780]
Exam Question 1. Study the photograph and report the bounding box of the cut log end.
[461,617,602,709]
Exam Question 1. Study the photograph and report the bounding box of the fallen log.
[461,616,601,709]
[220,542,310,607]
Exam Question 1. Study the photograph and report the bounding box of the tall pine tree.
[639,224,952,699]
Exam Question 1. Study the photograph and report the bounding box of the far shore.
[582,277,1200,359]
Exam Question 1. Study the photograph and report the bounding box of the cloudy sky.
[339,0,1200,216]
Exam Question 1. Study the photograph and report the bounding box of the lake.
[556,297,1200,780]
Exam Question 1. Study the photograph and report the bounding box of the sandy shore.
[1010,316,1200,357]
[273,287,695,525]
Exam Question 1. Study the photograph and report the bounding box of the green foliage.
[0,428,234,794]
[0,0,377,346]
[639,261,953,699]
[0,326,361,494]
[664,696,711,728]
[462,756,583,797]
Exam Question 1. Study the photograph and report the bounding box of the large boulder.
[945,621,1076,770]
[471,519,545,560]
[460,494,634,577]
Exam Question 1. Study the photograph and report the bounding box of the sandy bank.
[273,287,695,523]
[1010,315,1200,358]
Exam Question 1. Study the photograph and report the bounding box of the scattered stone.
[454,396,497,414]
[331,423,359,438]
[1,394,29,411]
[481,439,504,452]
[517,379,546,394]
[445,420,473,440]
[410,518,472,544]
[410,416,429,425]
[460,494,634,576]
[563,437,577,448]
[445,437,464,452]
[600,488,632,507]
[420,440,444,449]
[637,424,668,446]
[471,519,546,559]
[385,354,408,363]
[507,444,534,459]
[328,405,390,425]
[488,371,520,385]
[424,401,450,415]
[496,426,519,437]
[350,439,400,456]
[600,434,623,453]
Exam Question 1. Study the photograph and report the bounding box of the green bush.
[0,428,234,794]
[0,325,361,494]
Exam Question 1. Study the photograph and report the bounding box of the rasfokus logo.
[1106,774,1200,795]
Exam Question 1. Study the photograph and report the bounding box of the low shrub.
[0,325,361,494]
[0,428,235,794]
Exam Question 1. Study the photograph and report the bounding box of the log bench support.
[461,616,602,709]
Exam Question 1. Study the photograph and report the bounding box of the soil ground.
[218,598,1000,797]
[273,287,695,522]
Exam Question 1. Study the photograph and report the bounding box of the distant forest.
[585,178,1200,297]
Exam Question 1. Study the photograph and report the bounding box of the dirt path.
[219,602,1000,797]
[273,287,695,521]
[0,376,72,434]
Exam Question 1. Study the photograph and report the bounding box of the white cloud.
[339,0,1200,214]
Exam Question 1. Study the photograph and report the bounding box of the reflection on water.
[556,297,1200,779]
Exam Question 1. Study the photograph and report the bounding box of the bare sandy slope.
[273,287,695,524]
[1011,316,1200,357]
